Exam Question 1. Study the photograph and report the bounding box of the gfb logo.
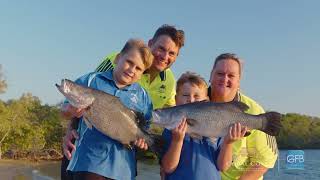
[286,150,304,170]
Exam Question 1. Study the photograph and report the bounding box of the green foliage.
[0,65,7,94]
[0,94,64,159]
[276,113,320,149]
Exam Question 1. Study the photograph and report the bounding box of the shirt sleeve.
[246,130,278,168]
[240,93,278,167]
[163,70,176,108]
[164,92,176,107]
[74,73,92,86]
[163,82,176,108]
[95,52,118,72]
[140,88,153,130]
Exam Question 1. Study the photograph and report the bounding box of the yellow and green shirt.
[221,93,278,180]
[95,53,176,109]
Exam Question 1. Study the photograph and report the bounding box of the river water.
[1,150,319,180]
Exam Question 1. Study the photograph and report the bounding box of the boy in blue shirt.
[61,39,154,180]
[161,71,247,180]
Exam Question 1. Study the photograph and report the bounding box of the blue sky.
[0,0,319,117]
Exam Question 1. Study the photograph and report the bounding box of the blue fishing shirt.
[67,70,153,180]
[162,129,222,180]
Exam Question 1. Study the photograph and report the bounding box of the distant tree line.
[276,113,320,149]
[0,65,7,94]
[0,94,64,160]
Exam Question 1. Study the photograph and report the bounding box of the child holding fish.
[160,71,248,180]
[59,39,154,180]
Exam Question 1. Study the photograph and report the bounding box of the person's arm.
[134,138,148,150]
[61,103,86,159]
[61,103,86,119]
[60,73,93,159]
[239,164,268,180]
[161,118,187,173]
[162,73,176,108]
[95,52,117,72]
[239,131,278,179]
[62,118,80,159]
[237,94,273,179]
[217,141,233,171]
[218,123,248,171]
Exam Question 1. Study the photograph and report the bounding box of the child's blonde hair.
[176,71,208,94]
[120,39,154,69]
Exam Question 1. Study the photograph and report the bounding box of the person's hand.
[171,117,188,142]
[61,103,86,118]
[134,138,148,150]
[63,129,79,160]
[224,122,248,145]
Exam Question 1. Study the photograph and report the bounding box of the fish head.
[152,108,185,130]
[56,79,95,109]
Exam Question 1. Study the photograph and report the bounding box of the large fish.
[56,79,156,149]
[152,101,282,139]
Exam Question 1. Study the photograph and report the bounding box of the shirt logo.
[158,84,166,93]
[129,93,138,104]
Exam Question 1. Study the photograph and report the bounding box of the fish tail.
[261,112,282,136]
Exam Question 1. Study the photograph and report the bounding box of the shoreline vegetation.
[1,94,320,163]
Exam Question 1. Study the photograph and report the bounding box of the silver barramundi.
[56,79,156,148]
[152,101,282,139]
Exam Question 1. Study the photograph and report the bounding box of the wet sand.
[0,159,160,180]
[2,150,320,180]
[0,159,60,180]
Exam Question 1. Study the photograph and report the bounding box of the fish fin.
[131,110,149,128]
[226,101,250,112]
[189,133,202,140]
[261,112,282,136]
[133,133,164,158]
[186,118,198,127]
[83,118,93,129]
[147,133,165,157]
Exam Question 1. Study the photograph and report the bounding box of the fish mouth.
[61,79,71,93]
[55,83,60,89]
[55,78,95,110]
[55,79,71,95]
